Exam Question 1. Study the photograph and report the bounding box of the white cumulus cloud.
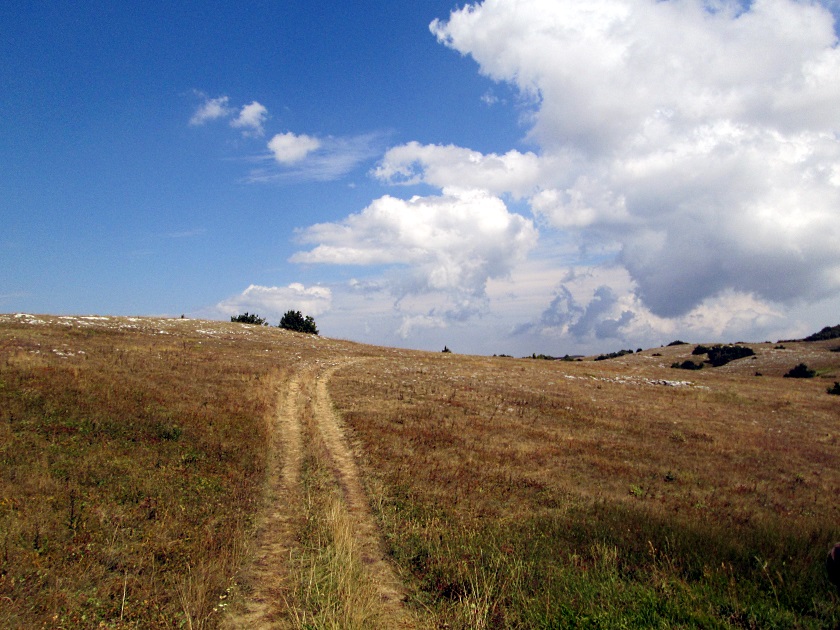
[231,101,268,136]
[292,188,538,322]
[216,283,332,321]
[268,132,322,165]
[429,0,840,319]
[373,142,544,198]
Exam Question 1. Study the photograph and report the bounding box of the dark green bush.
[784,363,816,378]
[231,312,267,325]
[278,310,319,335]
[827,382,840,395]
[671,360,703,371]
[692,344,755,366]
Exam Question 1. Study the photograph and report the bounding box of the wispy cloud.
[247,132,385,183]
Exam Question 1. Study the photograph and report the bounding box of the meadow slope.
[1,314,839,628]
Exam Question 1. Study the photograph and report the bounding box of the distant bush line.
[595,349,635,361]
[231,311,319,335]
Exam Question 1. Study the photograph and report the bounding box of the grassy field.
[330,341,840,628]
[1,313,839,628]
[0,314,364,628]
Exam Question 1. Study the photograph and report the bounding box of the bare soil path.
[312,364,415,627]
[223,359,416,629]
[221,369,307,627]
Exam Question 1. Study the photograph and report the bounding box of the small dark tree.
[231,312,267,326]
[784,363,816,378]
[442,346,452,353]
[279,310,319,335]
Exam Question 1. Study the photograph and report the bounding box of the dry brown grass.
[329,340,840,627]
[3,313,840,627]
[0,314,364,628]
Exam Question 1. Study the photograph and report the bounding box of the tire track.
[312,363,416,628]
[222,370,306,628]
[224,360,416,628]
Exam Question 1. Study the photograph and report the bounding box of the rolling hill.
[1,313,839,628]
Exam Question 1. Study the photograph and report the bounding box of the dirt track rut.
[224,360,414,628]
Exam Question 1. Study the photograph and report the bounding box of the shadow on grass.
[386,494,838,629]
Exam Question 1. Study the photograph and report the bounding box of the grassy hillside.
[331,340,840,628]
[0,314,366,628]
[1,314,839,628]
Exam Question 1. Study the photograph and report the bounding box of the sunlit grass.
[330,345,840,628]
[3,314,839,627]
[0,315,349,628]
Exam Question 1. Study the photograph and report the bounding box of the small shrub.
[692,344,755,366]
[279,310,319,335]
[827,382,840,395]
[442,346,452,354]
[671,360,703,371]
[667,340,688,346]
[231,312,267,325]
[784,363,816,379]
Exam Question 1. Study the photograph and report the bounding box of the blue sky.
[3,0,840,356]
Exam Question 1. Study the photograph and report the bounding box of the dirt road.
[223,360,415,628]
